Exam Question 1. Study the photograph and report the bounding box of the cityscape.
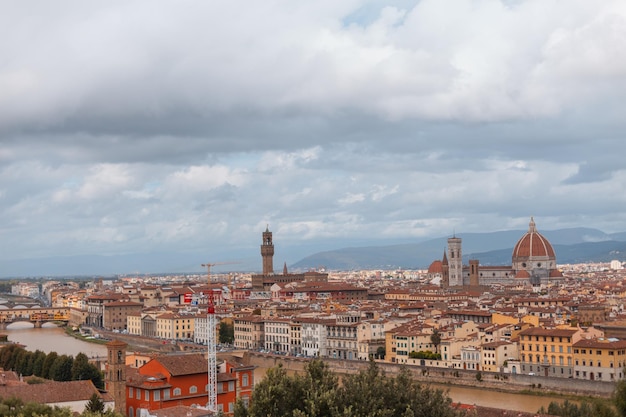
[2,220,626,416]
[2,1,626,417]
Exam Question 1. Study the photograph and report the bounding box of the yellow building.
[155,312,195,340]
[572,338,626,381]
[481,341,518,372]
[518,327,581,378]
[385,320,435,364]
[234,316,265,350]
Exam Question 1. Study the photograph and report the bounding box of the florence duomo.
[432,217,563,290]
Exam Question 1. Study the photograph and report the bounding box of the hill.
[290,227,626,271]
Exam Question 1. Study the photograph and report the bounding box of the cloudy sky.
[2,0,626,275]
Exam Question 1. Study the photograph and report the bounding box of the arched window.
[173,388,181,396]
[190,385,197,394]
[129,407,134,417]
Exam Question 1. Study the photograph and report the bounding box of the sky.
[2,0,626,275]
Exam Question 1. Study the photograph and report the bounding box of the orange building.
[125,353,252,416]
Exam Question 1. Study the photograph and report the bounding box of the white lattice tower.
[207,295,217,412]
[202,263,218,413]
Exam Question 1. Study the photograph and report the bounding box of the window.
[129,387,133,397]
[136,389,141,399]
[242,374,249,387]
[163,389,170,400]
[190,385,197,394]
[154,390,160,401]
[129,407,134,417]
[173,388,181,396]
[145,390,149,401]
[229,381,235,391]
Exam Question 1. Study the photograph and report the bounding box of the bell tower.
[447,236,462,287]
[106,340,127,415]
[261,225,274,275]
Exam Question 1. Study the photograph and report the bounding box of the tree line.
[0,344,103,389]
[540,378,626,417]
[0,395,124,417]
[234,359,461,417]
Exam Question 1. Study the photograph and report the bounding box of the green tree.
[50,354,74,381]
[42,351,59,379]
[246,364,303,417]
[72,353,92,380]
[0,397,73,417]
[84,393,105,414]
[540,399,617,417]
[375,346,386,359]
[615,378,626,417]
[431,328,442,354]
[72,352,104,389]
[32,349,47,377]
[219,321,234,344]
[237,359,460,417]
[297,359,338,417]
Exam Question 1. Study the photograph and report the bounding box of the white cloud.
[1,1,626,273]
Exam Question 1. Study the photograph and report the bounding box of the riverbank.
[242,352,615,400]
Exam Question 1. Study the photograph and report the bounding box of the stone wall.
[243,352,615,397]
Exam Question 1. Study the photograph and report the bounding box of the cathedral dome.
[512,217,556,272]
[428,260,443,274]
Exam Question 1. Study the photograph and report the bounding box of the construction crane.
[201,261,237,412]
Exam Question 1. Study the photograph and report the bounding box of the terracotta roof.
[0,380,106,404]
[512,217,556,260]
[152,353,208,376]
[518,327,579,337]
[573,338,626,349]
[428,260,443,274]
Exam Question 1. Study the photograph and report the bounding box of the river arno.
[3,324,571,414]
[3,322,107,358]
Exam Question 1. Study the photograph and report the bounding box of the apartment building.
[327,314,359,360]
[155,312,195,340]
[356,319,387,360]
[481,341,518,372]
[572,338,626,381]
[102,301,143,331]
[233,316,264,350]
[301,318,332,357]
[518,327,582,377]
[264,318,292,353]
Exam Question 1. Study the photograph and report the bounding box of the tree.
[614,377,626,417]
[50,354,74,382]
[219,321,234,344]
[539,399,617,417]
[84,393,105,414]
[431,328,442,354]
[245,364,303,417]
[42,351,59,379]
[237,359,460,417]
[32,349,47,377]
[376,346,386,360]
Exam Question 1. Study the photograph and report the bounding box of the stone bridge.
[0,307,70,329]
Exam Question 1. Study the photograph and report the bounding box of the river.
[3,323,568,414]
[3,321,107,358]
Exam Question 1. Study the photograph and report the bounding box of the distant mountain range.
[290,228,626,271]
[2,227,626,278]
